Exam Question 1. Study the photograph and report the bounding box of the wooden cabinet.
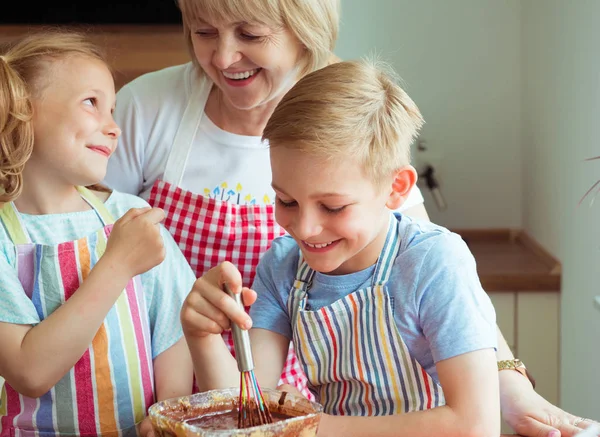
[489,291,560,434]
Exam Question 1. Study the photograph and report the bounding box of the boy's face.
[271,147,396,275]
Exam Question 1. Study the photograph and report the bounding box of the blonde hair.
[263,59,424,186]
[0,29,110,203]
[177,0,339,77]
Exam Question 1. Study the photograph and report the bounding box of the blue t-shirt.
[250,213,497,384]
[0,190,195,359]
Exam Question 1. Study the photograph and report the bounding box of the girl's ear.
[386,165,418,210]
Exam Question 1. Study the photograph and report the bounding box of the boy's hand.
[181,261,256,338]
[104,207,166,278]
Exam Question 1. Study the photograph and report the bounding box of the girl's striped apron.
[0,186,154,437]
[288,217,445,416]
[146,71,308,398]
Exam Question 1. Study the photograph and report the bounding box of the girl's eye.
[276,197,297,208]
[322,205,347,214]
[83,98,96,107]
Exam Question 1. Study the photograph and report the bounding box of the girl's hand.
[104,207,166,278]
[137,416,155,437]
[180,261,256,338]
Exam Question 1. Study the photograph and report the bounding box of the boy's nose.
[294,211,324,240]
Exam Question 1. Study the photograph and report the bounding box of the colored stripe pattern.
[148,179,310,398]
[0,194,154,436]
[289,216,445,416]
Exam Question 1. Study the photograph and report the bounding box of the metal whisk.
[224,284,273,428]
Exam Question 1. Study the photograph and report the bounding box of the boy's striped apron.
[0,186,154,437]
[146,72,308,398]
[288,217,445,416]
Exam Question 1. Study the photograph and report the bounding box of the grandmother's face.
[190,18,305,111]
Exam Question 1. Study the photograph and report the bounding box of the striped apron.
[288,217,445,416]
[0,186,154,437]
[146,72,308,398]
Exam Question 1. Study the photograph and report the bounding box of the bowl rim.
[149,387,324,436]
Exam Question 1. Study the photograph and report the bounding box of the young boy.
[181,59,500,437]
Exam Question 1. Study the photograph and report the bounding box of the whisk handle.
[224,284,255,372]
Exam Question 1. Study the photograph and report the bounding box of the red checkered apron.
[146,74,310,398]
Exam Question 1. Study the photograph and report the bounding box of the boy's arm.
[251,328,290,389]
[317,348,500,437]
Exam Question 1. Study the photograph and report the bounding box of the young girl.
[0,31,195,437]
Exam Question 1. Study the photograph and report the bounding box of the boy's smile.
[270,147,393,275]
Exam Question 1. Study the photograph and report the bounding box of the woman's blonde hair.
[0,29,109,203]
[177,0,339,77]
[263,59,424,187]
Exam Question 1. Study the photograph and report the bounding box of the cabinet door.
[488,292,517,354]
[516,292,560,406]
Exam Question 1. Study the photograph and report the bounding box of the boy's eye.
[322,205,347,214]
[276,197,297,208]
[83,98,96,107]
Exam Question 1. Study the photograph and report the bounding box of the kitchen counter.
[451,229,561,292]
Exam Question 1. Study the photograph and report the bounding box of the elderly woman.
[105,1,594,435]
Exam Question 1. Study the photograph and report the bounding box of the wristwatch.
[497,359,536,388]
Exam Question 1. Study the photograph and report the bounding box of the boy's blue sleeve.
[250,236,298,340]
[0,246,40,325]
[414,233,497,363]
[142,225,196,359]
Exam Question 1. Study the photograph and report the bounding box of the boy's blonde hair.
[0,29,109,203]
[177,0,339,77]
[263,59,424,186]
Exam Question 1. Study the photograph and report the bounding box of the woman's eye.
[277,198,297,208]
[240,32,262,41]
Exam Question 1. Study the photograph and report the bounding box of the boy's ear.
[386,165,418,210]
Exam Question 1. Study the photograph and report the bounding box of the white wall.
[522,0,600,418]
[336,0,523,229]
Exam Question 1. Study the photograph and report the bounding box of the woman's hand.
[180,261,257,338]
[105,207,166,278]
[500,371,599,436]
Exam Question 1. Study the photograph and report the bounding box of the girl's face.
[29,56,121,187]
[190,18,305,111]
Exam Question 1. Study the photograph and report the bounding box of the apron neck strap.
[163,70,211,187]
[75,186,115,225]
[371,214,401,286]
[0,186,114,245]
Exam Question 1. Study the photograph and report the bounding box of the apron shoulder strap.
[163,71,212,187]
[0,202,29,244]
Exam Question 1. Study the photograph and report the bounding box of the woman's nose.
[212,36,243,70]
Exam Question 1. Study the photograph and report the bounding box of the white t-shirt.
[105,62,424,210]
